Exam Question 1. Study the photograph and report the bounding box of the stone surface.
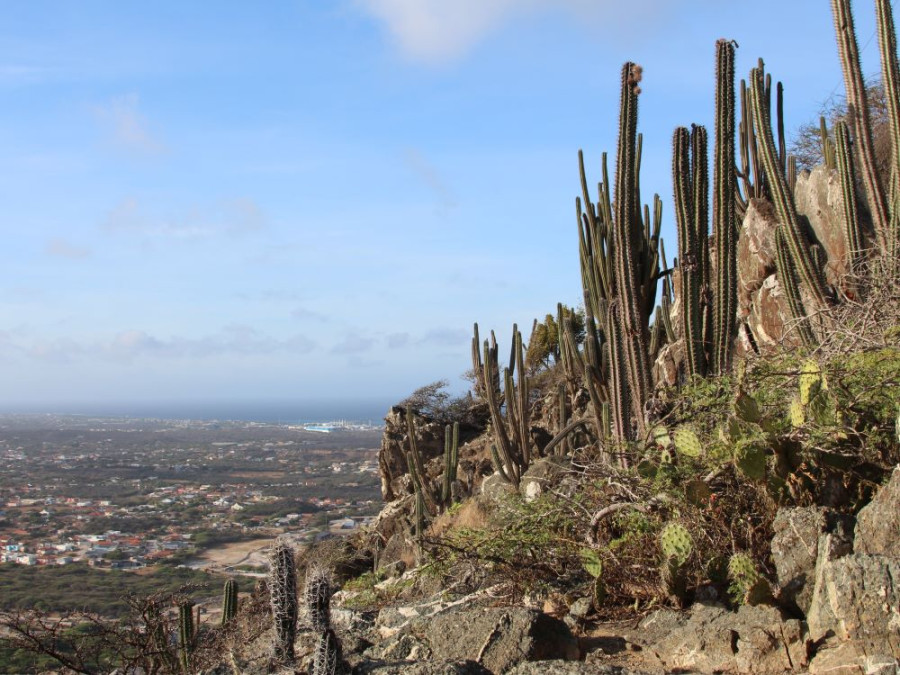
[808,639,900,675]
[738,198,779,317]
[636,602,810,674]
[506,663,649,674]
[855,465,900,556]
[793,165,849,286]
[379,407,448,502]
[519,457,568,502]
[366,605,579,674]
[480,471,517,501]
[807,553,900,659]
[354,659,491,674]
[770,506,855,616]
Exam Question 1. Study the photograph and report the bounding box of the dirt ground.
[189,538,273,573]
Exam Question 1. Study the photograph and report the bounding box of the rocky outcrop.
[379,407,447,502]
[770,506,854,616]
[635,603,810,674]
[854,465,900,555]
[738,198,779,317]
[362,601,579,674]
[793,165,850,286]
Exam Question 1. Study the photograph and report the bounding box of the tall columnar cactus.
[222,579,238,626]
[713,39,738,374]
[612,63,653,438]
[269,540,298,664]
[750,65,831,312]
[178,600,195,673]
[833,121,864,273]
[305,566,342,675]
[876,0,900,258]
[578,63,660,444]
[442,422,459,505]
[673,125,708,378]
[832,0,890,253]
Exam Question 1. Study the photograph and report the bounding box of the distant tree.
[790,80,891,177]
[399,380,484,426]
[525,305,585,374]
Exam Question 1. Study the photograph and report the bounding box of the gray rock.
[480,472,517,501]
[636,602,810,674]
[808,638,899,675]
[855,465,900,556]
[793,165,850,286]
[519,457,568,502]
[738,198,779,317]
[367,605,579,674]
[353,659,491,674]
[567,596,593,621]
[807,553,900,659]
[771,506,855,616]
[506,662,649,674]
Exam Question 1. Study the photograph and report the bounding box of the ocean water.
[1,398,395,425]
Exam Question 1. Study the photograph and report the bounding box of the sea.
[0,398,395,426]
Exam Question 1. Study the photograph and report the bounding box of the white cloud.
[45,238,91,260]
[21,326,316,363]
[93,93,167,155]
[102,197,266,239]
[354,0,675,62]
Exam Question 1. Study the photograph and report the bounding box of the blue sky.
[0,1,884,411]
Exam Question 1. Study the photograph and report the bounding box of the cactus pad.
[734,440,766,480]
[660,523,693,567]
[684,479,712,506]
[799,359,823,405]
[789,397,805,428]
[673,426,703,457]
[734,390,762,423]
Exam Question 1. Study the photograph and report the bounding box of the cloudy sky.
[0,1,883,413]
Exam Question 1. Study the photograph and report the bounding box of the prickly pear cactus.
[673,426,703,457]
[684,479,712,506]
[734,390,762,424]
[651,425,672,448]
[580,548,606,607]
[789,397,806,428]
[727,553,771,605]
[660,523,692,567]
[799,359,823,406]
[734,440,766,480]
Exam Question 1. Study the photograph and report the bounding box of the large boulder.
[635,603,810,674]
[854,465,900,556]
[366,604,579,674]
[770,506,855,616]
[793,165,850,286]
[738,198,779,317]
[806,554,900,669]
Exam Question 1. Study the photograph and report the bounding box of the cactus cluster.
[268,539,298,664]
[306,566,342,675]
[472,323,531,484]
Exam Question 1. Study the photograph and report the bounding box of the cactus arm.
[775,228,818,348]
[834,121,863,271]
[832,0,890,252]
[750,66,831,311]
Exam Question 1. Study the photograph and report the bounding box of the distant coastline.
[0,398,395,426]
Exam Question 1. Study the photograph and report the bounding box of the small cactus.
[305,565,344,675]
[660,523,693,567]
[799,360,823,406]
[178,600,195,673]
[580,548,606,607]
[269,540,298,664]
[673,426,703,458]
[789,397,806,429]
[222,579,238,626]
[728,553,771,605]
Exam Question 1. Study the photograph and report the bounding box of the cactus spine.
[832,0,890,253]
[269,539,298,664]
[222,579,238,626]
[713,39,738,374]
